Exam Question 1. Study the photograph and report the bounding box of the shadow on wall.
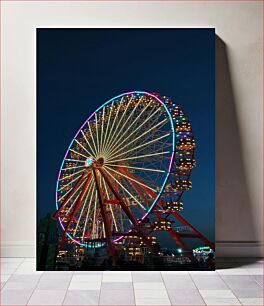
[215,36,259,264]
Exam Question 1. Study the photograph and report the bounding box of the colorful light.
[55,91,176,247]
[85,157,93,167]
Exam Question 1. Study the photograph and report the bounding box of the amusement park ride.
[53,91,214,265]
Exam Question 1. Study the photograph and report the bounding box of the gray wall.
[1,1,262,257]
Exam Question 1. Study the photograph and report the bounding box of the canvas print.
[37,29,215,271]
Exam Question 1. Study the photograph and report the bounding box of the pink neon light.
[168,151,175,173]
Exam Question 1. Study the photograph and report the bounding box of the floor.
[0,258,263,305]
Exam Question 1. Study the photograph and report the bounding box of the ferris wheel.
[53,91,214,257]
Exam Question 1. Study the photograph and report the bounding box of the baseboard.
[1,242,35,258]
[216,241,263,257]
[0,241,263,258]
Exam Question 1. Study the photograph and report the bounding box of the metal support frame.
[58,173,92,251]
[118,166,214,252]
[171,212,215,251]
[84,208,101,239]
[99,168,160,256]
[93,167,117,260]
[118,167,190,254]
[53,172,88,219]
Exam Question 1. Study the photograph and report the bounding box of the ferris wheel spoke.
[65,173,93,216]
[104,96,142,153]
[87,121,98,157]
[120,177,146,214]
[106,97,151,154]
[108,118,168,159]
[108,133,171,162]
[58,174,82,192]
[112,135,170,162]
[58,189,82,219]
[57,182,82,206]
[65,174,92,232]
[99,107,105,154]
[104,96,134,153]
[123,169,158,200]
[134,114,169,143]
[100,173,113,234]
[74,138,95,159]
[101,102,114,154]
[80,130,96,157]
[80,130,97,158]
[102,223,106,239]
[84,192,100,241]
[140,166,162,187]
[106,96,151,153]
[56,172,87,209]
[92,194,98,240]
[59,168,86,182]
[103,100,123,152]
[69,149,88,160]
[99,169,139,227]
[82,184,95,241]
[105,163,166,173]
[127,176,152,209]
[102,177,118,232]
[73,177,94,236]
[94,112,101,154]
[65,158,86,163]
[104,165,157,193]
[93,169,115,251]
[103,99,123,154]
[107,103,162,155]
[106,151,170,163]
[102,167,146,211]
[61,165,86,172]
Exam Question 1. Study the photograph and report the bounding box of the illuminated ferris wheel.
[53,91,214,257]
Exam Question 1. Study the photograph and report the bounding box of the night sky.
[37,29,215,246]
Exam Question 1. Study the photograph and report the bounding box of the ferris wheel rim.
[55,90,176,247]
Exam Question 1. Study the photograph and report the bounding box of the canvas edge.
[0,241,262,258]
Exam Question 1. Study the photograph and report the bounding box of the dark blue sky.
[37,28,215,244]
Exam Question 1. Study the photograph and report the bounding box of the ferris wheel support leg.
[98,168,160,257]
[140,179,214,251]
[57,174,92,251]
[93,168,117,262]
[171,212,215,251]
[53,172,88,219]
[123,169,191,255]
[166,228,190,252]
[57,232,67,252]
[84,208,101,239]
[128,176,191,255]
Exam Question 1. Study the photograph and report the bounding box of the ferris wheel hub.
[95,157,105,167]
[85,156,105,169]
[85,157,94,167]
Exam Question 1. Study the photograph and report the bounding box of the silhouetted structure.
[37,213,58,270]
